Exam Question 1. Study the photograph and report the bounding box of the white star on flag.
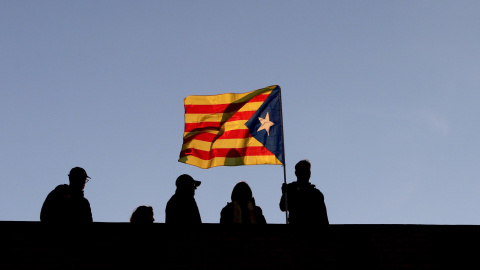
[257,112,274,136]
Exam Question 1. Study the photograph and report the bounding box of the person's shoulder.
[48,184,69,196]
[303,183,322,192]
[254,205,264,213]
[254,206,267,224]
[166,193,177,205]
[221,202,233,212]
[53,184,69,191]
[286,181,298,189]
[220,203,233,224]
[166,193,193,208]
[306,182,320,190]
[309,185,325,198]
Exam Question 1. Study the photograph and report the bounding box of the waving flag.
[179,85,284,169]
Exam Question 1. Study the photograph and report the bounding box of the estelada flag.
[179,85,284,169]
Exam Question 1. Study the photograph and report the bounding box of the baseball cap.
[69,167,91,179]
[176,174,201,188]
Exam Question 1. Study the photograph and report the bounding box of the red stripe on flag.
[184,111,256,132]
[185,94,269,114]
[180,146,273,160]
[183,129,252,144]
[184,122,222,133]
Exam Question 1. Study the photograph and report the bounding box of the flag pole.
[278,86,289,224]
[282,163,288,224]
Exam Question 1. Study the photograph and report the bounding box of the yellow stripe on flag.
[184,87,275,105]
[182,137,264,152]
[178,155,282,169]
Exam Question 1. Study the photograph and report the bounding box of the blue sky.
[1,1,479,224]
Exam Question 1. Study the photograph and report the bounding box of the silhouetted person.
[40,167,93,223]
[220,181,266,224]
[165,174,202,224]
[130,205,155,223]
[279,160,329,225]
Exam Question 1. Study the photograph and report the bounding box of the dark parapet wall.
[1,222,479,269]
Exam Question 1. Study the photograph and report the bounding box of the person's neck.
[68,186,84,196]
[297,180,310,188]
[176,189,193,196]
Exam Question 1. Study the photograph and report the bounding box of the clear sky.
[1,1,479,224]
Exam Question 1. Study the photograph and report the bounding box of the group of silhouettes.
[40,160,329,225]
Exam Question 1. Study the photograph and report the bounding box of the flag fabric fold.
[179,85,284,169]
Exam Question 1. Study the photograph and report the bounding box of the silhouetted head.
[68,167,90,192]
[175,174,201,195]
[295,160,311,184]
[231,181,253,203]
[130,205,155,223]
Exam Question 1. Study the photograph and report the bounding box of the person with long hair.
[130,205,155,223]
[220,181,266,224]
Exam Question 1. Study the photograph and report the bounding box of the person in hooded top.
[279,159,329,225]
[165,174,202,224]
[220,181,266,224]
[40,167,93,223]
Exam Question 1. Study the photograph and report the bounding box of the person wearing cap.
[165,174,202,224]
[40,167,93,223]
[279,160,329,225]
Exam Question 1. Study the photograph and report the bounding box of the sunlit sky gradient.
[2,1,480,224]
